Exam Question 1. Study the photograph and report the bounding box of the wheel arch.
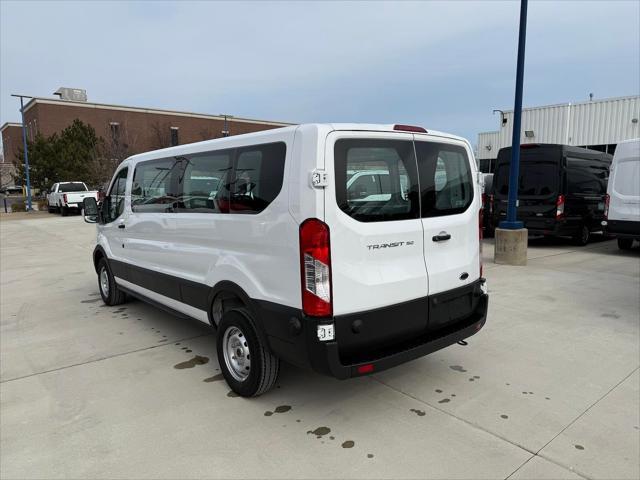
[208,281,268,341]
[92,246,107,273]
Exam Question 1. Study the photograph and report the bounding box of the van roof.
[325,123,467,142]
[498,143,612,160]
[124,123,469,165]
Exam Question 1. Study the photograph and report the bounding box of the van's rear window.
[58,183,87,193]
[334,139,420,222]
[495,162,558,197]
[414,142,474,217]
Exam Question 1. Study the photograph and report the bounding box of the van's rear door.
[493,147,561,230]
[324,131,428,338]
[609,141,640,222]
[414,137,480,330]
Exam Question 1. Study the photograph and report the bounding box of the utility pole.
[11,94,33,211]
[494,0,528,265]
[221,114,233,137]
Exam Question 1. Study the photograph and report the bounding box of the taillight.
[556,195,565,220]
[63,193,68,204]
[489,194,494,215]
[479,208,483,278]
[300,219,332,317]
[604,194,610,219]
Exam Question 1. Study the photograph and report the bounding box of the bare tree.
[198,125,218,141]
[149,121,173,149]
[86,118,142,188]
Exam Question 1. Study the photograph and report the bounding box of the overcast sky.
[1,0,638,144]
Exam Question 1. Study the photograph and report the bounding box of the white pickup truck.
[47,182,99,216]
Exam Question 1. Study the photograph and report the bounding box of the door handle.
[432,232,451,242]
[118,224,126,229]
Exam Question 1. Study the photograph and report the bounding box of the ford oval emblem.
[459,272,469,281]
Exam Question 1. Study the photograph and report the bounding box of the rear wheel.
[97,258,127,306]
[573,224,590,246]
[617,238,634,250]
[61,205,68,216]
[217,308,279,397]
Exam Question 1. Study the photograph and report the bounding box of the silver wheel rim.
[99,267,110,298]
[222,326,251,382]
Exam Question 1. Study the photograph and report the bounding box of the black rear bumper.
[257,280,488,380]
[605,220,640,239]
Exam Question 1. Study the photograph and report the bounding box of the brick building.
[1,93,293,174]
[0,123,21,188]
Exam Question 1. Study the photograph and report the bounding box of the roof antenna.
[589,93,594,102]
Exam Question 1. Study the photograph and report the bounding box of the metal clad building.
[477,95,640,172]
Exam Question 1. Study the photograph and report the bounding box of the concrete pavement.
[1,214,638,479]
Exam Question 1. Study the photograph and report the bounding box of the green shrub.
[11,200,26,212]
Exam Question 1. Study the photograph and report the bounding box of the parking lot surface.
[1,214,638,479]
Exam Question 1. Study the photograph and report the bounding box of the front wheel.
[217,308,279,397]
[617,238,634,250]
[97,258,127,306]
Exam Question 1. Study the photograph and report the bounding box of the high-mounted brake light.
[556,194,565,220]
[393,124,427,133]
[604,194,610,219]
[300,219,332,317]
[520,144,539,149]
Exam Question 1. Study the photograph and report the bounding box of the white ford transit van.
[604,138,640,250]
[83,124,488,397]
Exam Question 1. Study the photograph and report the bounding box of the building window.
[170,127,179,147]
[110,122,120,142]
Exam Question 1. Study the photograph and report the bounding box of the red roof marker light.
[393,124,427,133]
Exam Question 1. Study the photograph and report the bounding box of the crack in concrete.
[506,365,639,480]
[370,368,637,480]
[0,333,211,384]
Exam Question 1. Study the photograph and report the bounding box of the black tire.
[573,224,590,246]
[96,258,127,306]
[61,206,68,216]
[47,203,55,213]
[617,238,634,250]
[217,308,279,397]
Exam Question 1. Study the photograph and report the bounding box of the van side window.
[104,167,128,223]
[179,150,232,213]
[415,142,473,217]
[131,159,181,213]
[566,158,607,195]
[334,139,419,222]
[229,142,286,214]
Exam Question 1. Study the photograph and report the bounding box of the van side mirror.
[83,197,99,223]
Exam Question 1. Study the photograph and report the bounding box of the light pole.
[494,0,529,266]
[500,0,528,230]
[11,94,33,211]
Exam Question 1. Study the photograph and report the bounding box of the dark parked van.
[491,144,612,245]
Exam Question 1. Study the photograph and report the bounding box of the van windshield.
[494,161,558,198]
